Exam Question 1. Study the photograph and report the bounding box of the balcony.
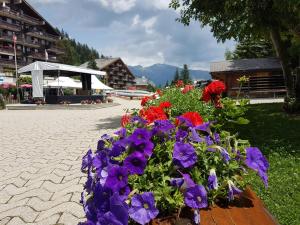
[47,46,64,55]
[26,31,60,42]
[0,46,22,56]
[0,19,21,32]
[0,6,43,26]
[0,35,40,48]
[0,58,26,68]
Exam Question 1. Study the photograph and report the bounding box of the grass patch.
[230,103,300,225]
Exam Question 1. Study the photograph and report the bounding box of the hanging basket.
[150,188,278,225]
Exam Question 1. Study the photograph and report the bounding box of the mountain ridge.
[128,64,211,86]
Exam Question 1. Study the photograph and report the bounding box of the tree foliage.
[170,0,300,97]
[57,30,100,66]
[87,58,99,70]
[225,38,276,60]
[180,64,191,84]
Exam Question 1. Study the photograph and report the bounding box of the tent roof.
[18,61,106,76]
[92,75,113,90]
[44,77,82,89]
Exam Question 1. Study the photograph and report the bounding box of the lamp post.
[13,32,20,103]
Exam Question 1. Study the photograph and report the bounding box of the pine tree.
[181,64,191,84]
[87,58,99,70]
[165,80,169,87]
[172,69,180,84]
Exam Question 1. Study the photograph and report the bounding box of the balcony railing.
[47,46,64,55]
[26,31,60,42]
[0,19,21,32]
[0,6,43,25]
[0,35,40,48]
[0,46,22,55]
[0,58,26,68]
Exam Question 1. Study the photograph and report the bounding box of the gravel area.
[0,98,140,225]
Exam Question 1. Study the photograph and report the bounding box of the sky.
[28,0,235,70]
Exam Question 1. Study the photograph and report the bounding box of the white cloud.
[131,14,140,27]
[97,0,137,13]
[142,16,157,34]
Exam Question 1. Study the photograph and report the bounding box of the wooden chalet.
[210,58,286,98]
[81,57,135,89]
[0,0,64,77]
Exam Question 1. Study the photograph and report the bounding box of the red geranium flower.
[202,86,211,102]
[140,106,168,124]
[159,101,172,109]
[176,80,184,88]
[156,89,163,96]
[182,85,194,94]
[141,96,152,106]
[207,81,226,95]
[180,112,204,127]
[121,114,131,127]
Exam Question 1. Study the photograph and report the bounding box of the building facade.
[133,76,155,91]
[0,0,63,79]
[210,58,286,98]
[81,58,135,89]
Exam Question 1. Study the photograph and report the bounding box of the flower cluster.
[202,80,226,108]
[81,106,269,224]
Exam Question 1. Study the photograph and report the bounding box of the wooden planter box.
[151,188,278,225]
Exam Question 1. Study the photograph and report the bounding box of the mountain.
[128,64,211,86]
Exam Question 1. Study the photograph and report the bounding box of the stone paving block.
[6,217,26,225]
[24,174,63,187]
[0,191,11,204]
[35,202,84,222]
[33,213,60,225]
[8,188,52,203]
[0,198,29,214]
[51,184,83,201]
[0,206,38,223]
[27,194,71,212]
[58,212,85,225]
[0,217,11,224]
[2,181,43,196]
[42,178,79,193]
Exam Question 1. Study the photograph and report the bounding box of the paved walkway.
[0,98,140,225]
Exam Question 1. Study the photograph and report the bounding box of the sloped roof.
[210,58,282,73]
[81,58,120,70]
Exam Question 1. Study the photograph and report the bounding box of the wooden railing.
[0,6,43,25]
[0,19,21,31]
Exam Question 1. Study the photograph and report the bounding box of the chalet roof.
[210,58,282,73]
[81,58,120,70]
[16,0,60,36]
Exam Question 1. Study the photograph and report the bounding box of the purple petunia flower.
[118,185,131,201]
[208,169,218,190]
[109,192,129,225]
[84,170,94,194]
[93,151,109,174]
[97,140,105,152]
[152,120,175,136]
[82,149,93,171]
[129,192,159,225]
[131,116,147,126]
[93,183,112,213]
[195,121,212,133]
[110,138,128,157]
[131,141,154,158]
[228,180,242,201]
[176,129,188,142]
[184,185,208,209]
[124,151,147,175]
[104,166,128,192]
[189,127,203,143]
[220,148,231,162]
[173,142,197,168]
[178,171,196,189]
[98,212,123,225]
[205,136,214,146]
[170,178,184,188]
[176,116,194,128]
[128,128,152,146]
[214,133,221,144]
[114,128,127,139]
[245,147,269,187]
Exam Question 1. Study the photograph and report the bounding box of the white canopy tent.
[44,77,82,89]
[92,75,113,90]
[18,61,106,98]
[44,75,113,90]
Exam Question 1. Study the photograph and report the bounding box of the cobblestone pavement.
[0,98,140,225]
